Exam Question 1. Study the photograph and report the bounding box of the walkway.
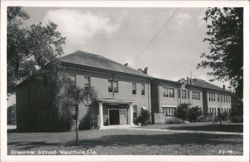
[126,127,243,135]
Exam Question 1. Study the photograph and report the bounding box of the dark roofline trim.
[152,78,181,85]
[186,84,232,94]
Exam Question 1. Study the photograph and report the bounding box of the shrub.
[79,110,95,130]
[56,103,74,131]
[230,116,243,123]
[176,103,189,120]
[7,104,16,125]
[220,112,229,121]
[137,109,151,125]
[187,106,202,122]
[165,117,184,124]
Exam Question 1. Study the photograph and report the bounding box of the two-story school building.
[151,77,232,123]
[16,50,232,131]
[16,50,152,130]
[151,76,232,123]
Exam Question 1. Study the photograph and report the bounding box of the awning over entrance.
[94,98,135,129]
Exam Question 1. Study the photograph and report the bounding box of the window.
[64,73,76,85]
[108,80,119,93]
[178,89,180,98]
[113,80,118,93]
[192,91,200,100]
[108,80,112,92]
[209,93,216,102]
[163,87,175,98]
[163,107,176,117]
[141,83,145,95]
[132,82,137,94]
[182,89,186,99]
[84,76,90,87]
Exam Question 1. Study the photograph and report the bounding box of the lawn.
[8,126,243,155]
[141,122,243,133]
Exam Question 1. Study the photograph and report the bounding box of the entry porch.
[96,99,135,129]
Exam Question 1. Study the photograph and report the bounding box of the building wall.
[188,87,203,110]
[65,66,151,126]
[206,90,232,116]
[16,76,59,131]
[158,82,179,113]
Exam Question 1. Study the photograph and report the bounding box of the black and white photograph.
[1,0,249,162]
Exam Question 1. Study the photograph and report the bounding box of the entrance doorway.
[109,109,120,125]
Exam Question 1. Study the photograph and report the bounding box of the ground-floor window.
[209,107,217,116]
[162,107,176,117]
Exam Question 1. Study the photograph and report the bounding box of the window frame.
[182,89,187,99]
[132,82,137,95]
[141,83,145,95]
[84,76,91,87]
[64,73,76,86]
[164,87,175,98]
[108,79,119,93]
[192,91,200,100]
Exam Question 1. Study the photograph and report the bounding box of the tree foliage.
[230,93,243,123]
[197,7,243,98]
[7,7,66,95]
[187,106,202,122]
[176,103,189,120]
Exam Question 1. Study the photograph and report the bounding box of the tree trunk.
[75,105,79,146]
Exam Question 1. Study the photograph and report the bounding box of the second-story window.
[84,76,90,87]
[108,80,119,93]
[132,82,137,94]
[192,91,200,100]
[113,80,118,93]
[182,89,186,99]
[64,73,76,86]
[164,87,175,98]
[141,83,145,95]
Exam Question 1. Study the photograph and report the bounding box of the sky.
[8,7,231,106]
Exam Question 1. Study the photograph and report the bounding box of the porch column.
[129,103,134,125]
[99,102,104,127]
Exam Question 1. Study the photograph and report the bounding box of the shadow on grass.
[8,141,60,150]
[8,133,243,151]
[166,124,243,132]
[7,129,69,133]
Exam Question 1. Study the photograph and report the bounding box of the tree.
[56,76,96,145]
[137,109,151,125]
[197,7,243,98]
[7,7,65,95]
[230,93,243,123]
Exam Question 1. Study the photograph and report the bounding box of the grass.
[8,126,243,155]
